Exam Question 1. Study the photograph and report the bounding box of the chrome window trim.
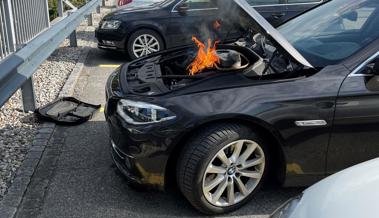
[252,0,323,8]
[171,8,219,12]
[171,0,218,12]
[348,51,379,77]
[171,0,323,12]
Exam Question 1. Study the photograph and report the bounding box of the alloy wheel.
[202,139,265,207]
[132,34,160,58]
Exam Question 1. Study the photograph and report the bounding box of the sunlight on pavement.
[99,64,121,68]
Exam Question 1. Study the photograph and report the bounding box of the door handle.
[272,13,286,19]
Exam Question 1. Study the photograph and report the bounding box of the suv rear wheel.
[177,123,269,214]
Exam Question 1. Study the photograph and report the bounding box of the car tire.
[126,29,164,60]
[177,123,269,214]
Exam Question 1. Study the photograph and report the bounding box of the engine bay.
[122,34,318,96]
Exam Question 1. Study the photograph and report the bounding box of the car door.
[325,5,379,173]
[167,0,219,48]
[284,0,324,24]
[328,52,379,173]
[248,0,287,27]
[249,0,322,27]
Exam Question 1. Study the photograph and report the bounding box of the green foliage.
[48,0,87,21]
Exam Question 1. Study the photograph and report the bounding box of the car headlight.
[101,20,121,30]
[117,99,176,125]
[270,194,303,218]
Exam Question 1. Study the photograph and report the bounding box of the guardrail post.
[69,31,78,47]
[58,0,64,17]
[21,78,36,112]
[87,13,93,26]
[67,11,78,47]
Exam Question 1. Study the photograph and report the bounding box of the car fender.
[164,113,288,187]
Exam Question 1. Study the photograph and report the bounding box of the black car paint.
[105,37,379,190]
[328,40,379,174]
[95,0,323,52]
[251,2,321,27]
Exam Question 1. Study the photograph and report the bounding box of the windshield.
[278,0,379,67]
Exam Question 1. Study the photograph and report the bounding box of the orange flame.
[187,36,220,75]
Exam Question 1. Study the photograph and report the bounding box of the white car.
[271,158,379,218]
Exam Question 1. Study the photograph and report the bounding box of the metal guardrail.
[0,0,102,111]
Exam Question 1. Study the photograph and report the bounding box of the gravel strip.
[0,10,107,201]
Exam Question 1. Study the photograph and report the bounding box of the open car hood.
[232,0,314,68]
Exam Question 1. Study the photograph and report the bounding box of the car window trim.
[348,51,379,77]
[171,0,323,12]
[250,0,323,8]
[171,0,218,12]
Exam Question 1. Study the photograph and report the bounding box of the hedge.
[48,0,87,20]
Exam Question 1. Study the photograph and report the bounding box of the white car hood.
[233,0,314,68]
[291,158,379,218]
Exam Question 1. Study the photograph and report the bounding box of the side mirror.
[343,11,358,22]
[176,2,189,14]
[365,59,379,91]
[373,59,379,75]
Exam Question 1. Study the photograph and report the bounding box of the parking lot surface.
[14,48,301,218]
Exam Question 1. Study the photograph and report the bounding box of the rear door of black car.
[167,0,219,48]
[250,0,323,27]
[284,0,324,24]
[248,0,287,27]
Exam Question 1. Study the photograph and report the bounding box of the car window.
[181,0,216,9]
[355,55,379,75]
[278,0,379,67]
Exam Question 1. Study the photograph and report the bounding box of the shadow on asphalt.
[85,49,130,67]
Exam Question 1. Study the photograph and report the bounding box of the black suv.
[95,0,324,59]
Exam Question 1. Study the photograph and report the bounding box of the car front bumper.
[105,70,184,190]
[106,109,184,190]
[95,28,127,52]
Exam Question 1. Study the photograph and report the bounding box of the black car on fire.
[105,0,379,214]
[95,0,325,59]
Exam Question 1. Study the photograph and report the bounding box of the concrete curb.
[0,123,55,218]
[59,23,95,97]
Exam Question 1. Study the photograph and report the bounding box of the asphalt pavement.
[14,48,302,218]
